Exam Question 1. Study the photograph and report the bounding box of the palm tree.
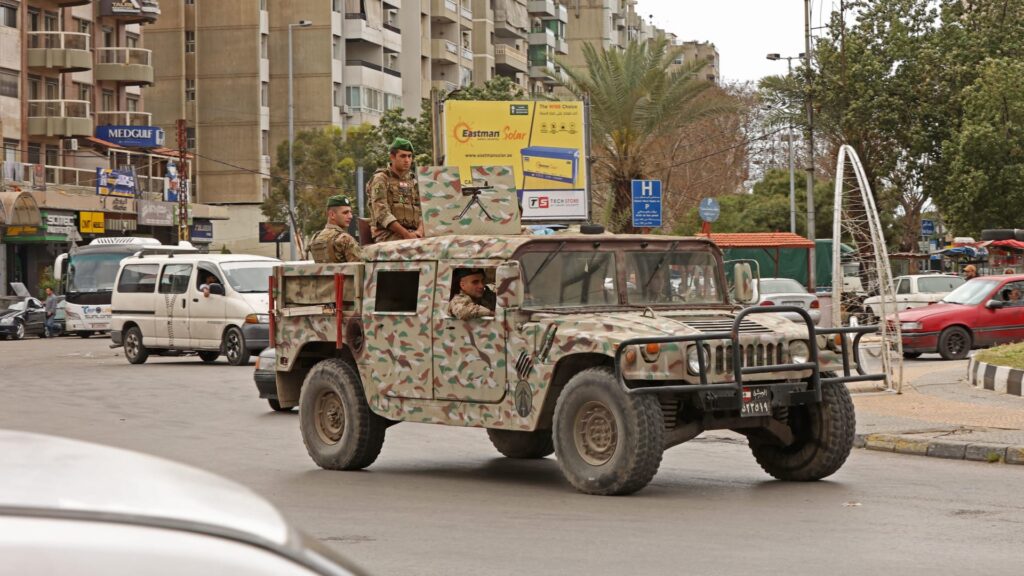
[560,37,730,232]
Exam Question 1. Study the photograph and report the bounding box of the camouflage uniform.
[368,167,421,243]
[448,293,494,320]
[309,223,361,263]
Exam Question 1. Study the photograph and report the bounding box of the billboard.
[96,125,165,148]
[96,167,137,198]
[444,101,589,221]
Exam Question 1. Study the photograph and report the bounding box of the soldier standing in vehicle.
[309,195,362,263]
[368,138,422,242]
[448,269,495,320]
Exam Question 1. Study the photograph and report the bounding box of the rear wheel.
[123,326,148,364]
[487,428,554,459]
[552,367,664,495]
[937,326,971,360]
[299,358,387,470]
[223,327,250,366]
[198,351,220,363]
[747,373,855,481]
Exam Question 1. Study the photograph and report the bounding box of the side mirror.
[733,262,755,304]
[985,299,1003,310]
[208,283,226,296]
[495,261,524,309]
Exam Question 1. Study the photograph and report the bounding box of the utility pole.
[176,119,190,243]
[804,0,816,290]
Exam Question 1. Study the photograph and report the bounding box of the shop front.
[3,209,78,298]
[0,191,44,297]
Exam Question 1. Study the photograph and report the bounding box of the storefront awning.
[0,191,42,227]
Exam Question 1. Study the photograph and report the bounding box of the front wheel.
[223,326,250,366]
[123,326,149,364]
[938,326,971,360]
[487,428,554,459]
[299,358,387,470]
[12,320,25,340]
[552,367,664,495]
[747,373,855,481]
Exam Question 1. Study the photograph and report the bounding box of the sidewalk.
[851,357,1024,464]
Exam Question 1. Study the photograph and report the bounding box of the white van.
[110,253,279,365]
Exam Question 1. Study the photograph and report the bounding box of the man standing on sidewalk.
[43,287,58,338]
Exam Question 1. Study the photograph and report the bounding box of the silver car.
[0,430,365,576]
[753,277,821,325]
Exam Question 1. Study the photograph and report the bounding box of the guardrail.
[96,47,152,66]
[28,99,90,118]
[27,31,90,50]
[95,111,152,126]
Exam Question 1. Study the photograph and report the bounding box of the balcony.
[431,0,458,23]
[343,13,384,46]
[557,4,568,23]
[493,9,528,39]
[528,60,556,81]
[27,100,92,138]
[528,0,556,18]
[27,32,92,73]
[529,28,556,48]
[460,4,472,21]
[430,39,460,64]
[431,80,457,93]
[95,111,153,127]
[140,0,161,22]
[98,0,160,24]
[95,48,154,86]
[555,36,568,55]
[494,44,528,74]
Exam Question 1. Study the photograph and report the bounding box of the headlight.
[790,340,810,364]
[245,313,270,324]
[686,345,708,375]
[0,317,13,325]
[900,321,922,331]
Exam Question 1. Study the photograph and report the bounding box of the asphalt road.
[2,336,1022,576]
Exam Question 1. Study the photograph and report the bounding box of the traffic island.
[968,345,1024,397]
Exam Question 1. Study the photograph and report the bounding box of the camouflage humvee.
[270,166,883,495]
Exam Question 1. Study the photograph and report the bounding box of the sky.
[634,0,823,84]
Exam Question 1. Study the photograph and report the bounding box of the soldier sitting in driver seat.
[448,269,495,320]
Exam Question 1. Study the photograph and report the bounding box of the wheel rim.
[573,400,618,466]
[225,331,240,362]
[947,331,967,356]
[125,330,139,358]
[314,388,345,445]
[16,322,24,339]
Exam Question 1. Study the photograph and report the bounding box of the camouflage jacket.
[448,293,494,320]
[308,224,362,263]
[368,167,421,242]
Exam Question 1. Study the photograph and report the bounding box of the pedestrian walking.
[43,287,58,338]
[309,195,362,263]
[368,138,422,242]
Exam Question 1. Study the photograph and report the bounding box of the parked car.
[0,429,364,575]
[254,347,291,412]
[753,277,821,325]
[0,297,49,340]
[896,275,1024,360]
[863,274,964,321]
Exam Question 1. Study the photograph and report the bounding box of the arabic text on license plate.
[741,386,772,417]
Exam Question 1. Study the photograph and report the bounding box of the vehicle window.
[6,301,26,312]
[28,298,42,308]
[447,267,496,314]
[942,279,999,305]
[521,251,616,308]
[196,265,221,291]
[918,276,964,293]
[625,250,722,305]
[896,279,910,294]
[158,264,194,295]
[68,252,127,293]
[117,264,159,293]
[998,281,1024,306]
[375,270,419,313]
[760,278,803,294]
[221,261,277,294]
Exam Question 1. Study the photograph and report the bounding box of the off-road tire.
[903,351,922,359]
[223,326,250,366]
[268,398,292,412]
[747,373,855,481]
[552,367,664,495]
[938,326,971,360]
[299,358,386,470]
[487,428,554,459]
[981,228,1015,241]
[198,351,220,363]
[123,326,148,364]
[12,319,25,340]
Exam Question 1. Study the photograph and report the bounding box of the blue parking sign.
[631,180,662,228]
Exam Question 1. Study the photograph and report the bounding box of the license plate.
[741,386,772,417]
[782,301,804,307]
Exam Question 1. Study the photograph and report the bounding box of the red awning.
[986,239,1024,251]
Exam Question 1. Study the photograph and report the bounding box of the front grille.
[683,317,773,334]
[712,342,785,373]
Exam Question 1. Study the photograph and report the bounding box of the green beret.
[326,194,352,208]
[389,137,414,153]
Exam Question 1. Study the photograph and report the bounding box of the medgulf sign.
[96,125,166,148]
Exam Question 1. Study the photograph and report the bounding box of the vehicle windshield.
[625,250,724,305]
[66,253,125,293]
[942,279,998,305]
[759,278,805,294]
[220,261,277,293]
[918,276,964,293]
[520,250,618,308]
[4,301,27,312]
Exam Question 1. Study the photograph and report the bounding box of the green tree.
[559,37,729,232]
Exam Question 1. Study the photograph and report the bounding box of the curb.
[966,357,1024,397]
[855,433,1024,465]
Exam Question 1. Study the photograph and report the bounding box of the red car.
[896,274,1024,360]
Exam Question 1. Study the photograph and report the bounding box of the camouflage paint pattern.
[419,165,521,237]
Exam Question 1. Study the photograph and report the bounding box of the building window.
[673,56,683,65]
[76,18,91,36]
[333,82,343,108]
[186,127,196,149]
[259,0,266,11]
[45,147,58,168]
[261,130,269,156]
[126,96,139,112]
[126,33,139,48]
[345,86,360,108]
[102,90,114,111]
[185,0,195,4]
[185,79,196,101]
[1,3,17,29]
[260,33,268,59]
[3,139,19,163]
[260,81,268,106]
[75,82,92,107]
[0,68,18,98]
[103,27,114,48]
[385,93,401,111]
[261,179,270,199]
[332,34,342,60]
[43,11,57,32]
[28,144,41,164]
[28,75,41,99]
[332,0,342,12]
[45,78,58,100]
[185,31,196,53]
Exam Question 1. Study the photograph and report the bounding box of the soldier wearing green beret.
[308,194,362,263]
[368,137,422,242]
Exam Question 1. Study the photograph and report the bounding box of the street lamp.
[288,19,313,260]
[767,52,804,235]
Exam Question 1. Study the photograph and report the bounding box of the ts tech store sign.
[444,100,589,221]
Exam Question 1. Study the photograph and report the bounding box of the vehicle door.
[113,263,160,338]
[432,262,506,403]
[362,262,436,400]
[977,280,1024,347]
[894,278,913,310]
[187,263,226,349]
[24,298,46,334]
[154,263,194,348]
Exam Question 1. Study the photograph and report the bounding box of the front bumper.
[254,370,278,400]
[241,323,269,353]
[0,323,19,336]
[901,331,939,354]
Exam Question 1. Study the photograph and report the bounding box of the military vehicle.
[270,166,884,495]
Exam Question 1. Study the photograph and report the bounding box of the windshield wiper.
[644,241,679,291]
[531,241,566,280]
